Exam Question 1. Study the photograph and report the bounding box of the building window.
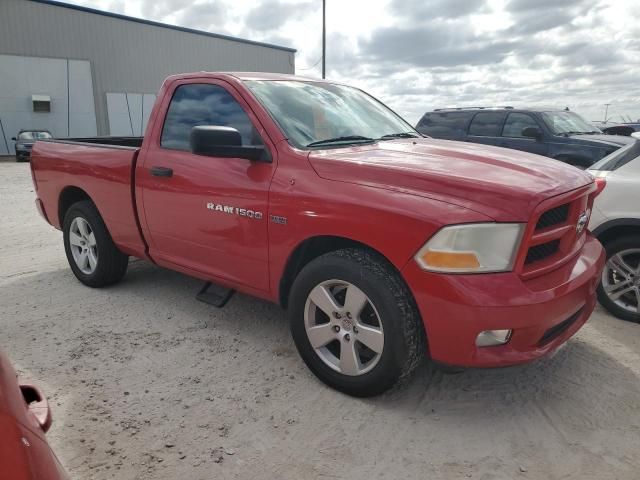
[32,95,51,113]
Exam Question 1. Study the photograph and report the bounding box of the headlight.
[414,223,525,273]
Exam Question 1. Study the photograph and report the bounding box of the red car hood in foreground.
[308,138,593,221]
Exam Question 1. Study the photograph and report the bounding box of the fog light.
[476,329,512,347]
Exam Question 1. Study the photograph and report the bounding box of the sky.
[67,0,639,125]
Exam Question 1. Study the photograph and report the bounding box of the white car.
[589,140,640,322]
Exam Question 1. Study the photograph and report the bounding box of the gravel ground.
[1,161,639,480]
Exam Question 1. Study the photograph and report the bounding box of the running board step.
[196,282,235,308]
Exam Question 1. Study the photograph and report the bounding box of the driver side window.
[160,83,263,151]
[502,113,538,138]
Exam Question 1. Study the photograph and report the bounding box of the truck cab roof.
[162,71,345,85]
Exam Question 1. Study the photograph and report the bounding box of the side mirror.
[11,137,16,141]
[522,126,542,140]
[190,126,271,162]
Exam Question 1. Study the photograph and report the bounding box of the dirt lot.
[1,161,639,480]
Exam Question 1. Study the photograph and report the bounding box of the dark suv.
[416,107,633,168]
[12,130,53,162]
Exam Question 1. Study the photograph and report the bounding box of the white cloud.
[71,0,640,124]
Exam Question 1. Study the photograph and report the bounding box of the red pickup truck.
[31,72,605,397]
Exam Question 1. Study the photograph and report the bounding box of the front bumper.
[402,234,605,368]
[16,150,31,160]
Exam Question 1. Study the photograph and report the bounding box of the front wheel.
[597,235,640,323]
[289,249,425,397]
[63,200,128,287]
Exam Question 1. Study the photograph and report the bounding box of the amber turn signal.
[420,251,481,270]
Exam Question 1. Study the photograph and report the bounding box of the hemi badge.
[270,215,287,225]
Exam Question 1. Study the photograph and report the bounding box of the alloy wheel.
[602,249,640,314]
[304,279,384,376]
[69,217,98,275]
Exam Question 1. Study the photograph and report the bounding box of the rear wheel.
[63,200,128,287]
[597,235,640,323]
[289,248,425,397]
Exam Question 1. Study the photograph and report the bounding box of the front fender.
[267,175,493,297]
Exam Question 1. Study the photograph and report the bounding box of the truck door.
[499,112,549,157]
[466,111,507,148]
[136,80,275,292]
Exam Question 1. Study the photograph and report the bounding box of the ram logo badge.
[206,202,263,220]
[576,210,589,235]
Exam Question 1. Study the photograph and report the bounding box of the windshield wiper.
[563,130,602,136]
[306,136,375,147]
[379,132,421,140]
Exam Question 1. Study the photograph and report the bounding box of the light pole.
[603,103,610,122]
[322,0,326,79]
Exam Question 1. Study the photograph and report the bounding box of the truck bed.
[30,138,148,259]
[45,136,144,148]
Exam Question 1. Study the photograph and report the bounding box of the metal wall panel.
[126,94,143,136]
[68,59,98,137]
[0,0,296,135]
[142,94,156,135]
[0,54,99,153]
[106,93,131,136]
[0,54,68,150]
[106,92,156,136]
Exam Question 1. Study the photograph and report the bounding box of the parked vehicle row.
[593,120,640,137]
[416,107,632,168]
[30,72,605,397]
[415,106,640,322]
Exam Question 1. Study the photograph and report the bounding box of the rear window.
[416,111,472,138]
[18,131,52,140]
[468,112,507,136]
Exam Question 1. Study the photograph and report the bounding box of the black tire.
[63,200,128,288]
[596,235,640,323]
[289,248,425,397]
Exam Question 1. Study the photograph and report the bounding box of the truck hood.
[567,133,633,147]
[308,138,593,221]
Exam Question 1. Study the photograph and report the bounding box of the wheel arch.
[58,186,94,227]
[592,218,640,246]
[278,235,410,309]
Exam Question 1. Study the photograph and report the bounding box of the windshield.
[18,131,52,140]
[541,111,601,135]
[245,80,417,148]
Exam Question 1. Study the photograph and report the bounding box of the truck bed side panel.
[31,141,147,259]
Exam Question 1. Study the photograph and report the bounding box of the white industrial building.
[0,0,296,155]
